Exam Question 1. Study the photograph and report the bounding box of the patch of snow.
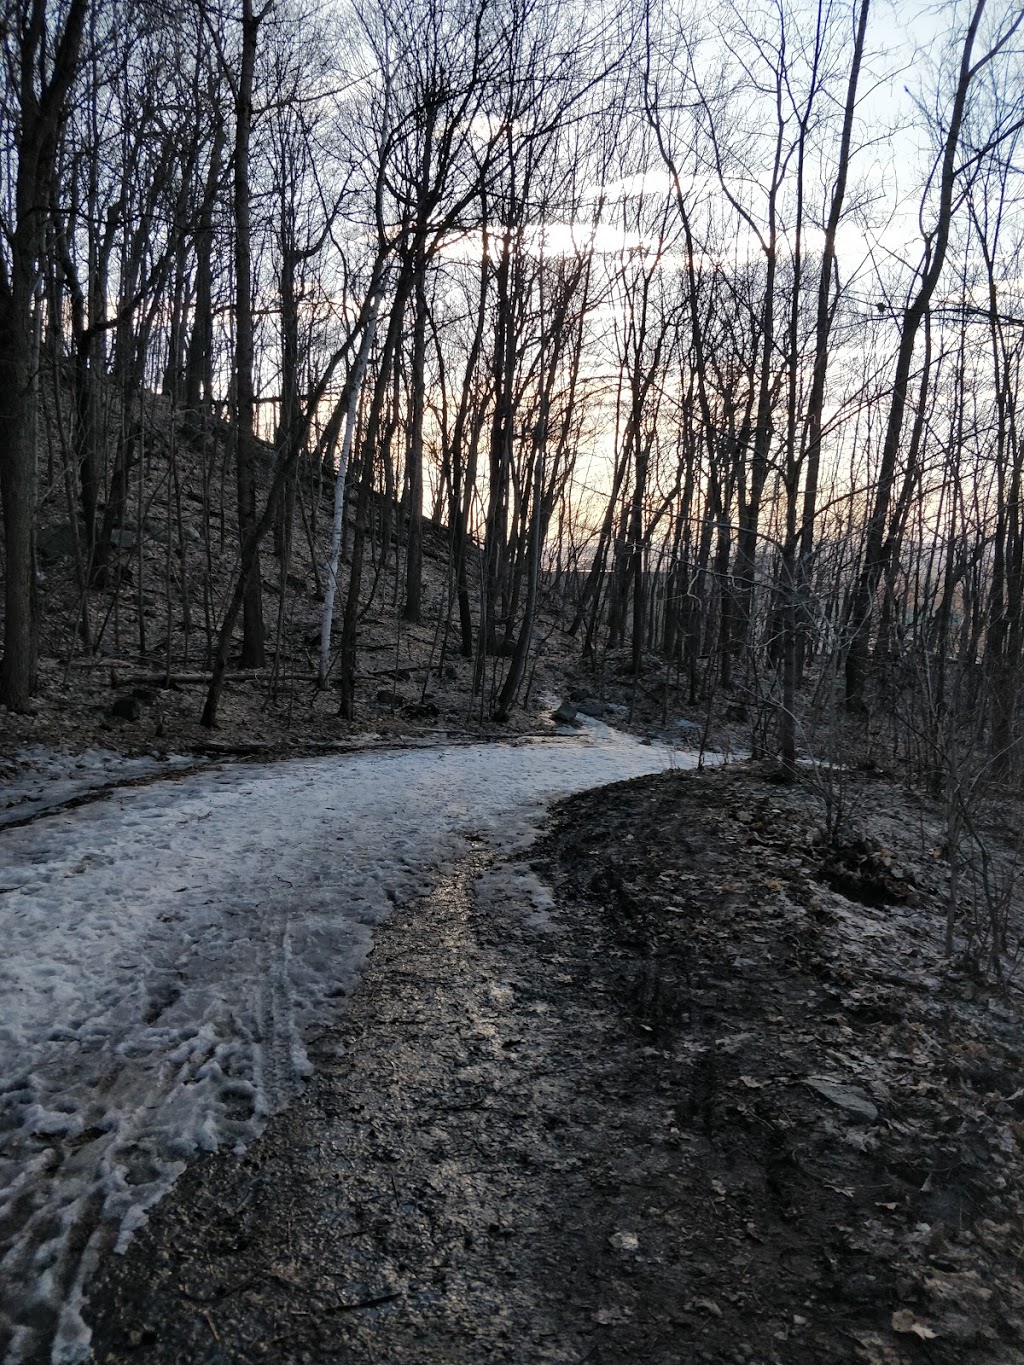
[0,747,199,831]
[0,727,700,1363]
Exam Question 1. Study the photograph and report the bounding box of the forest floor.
[82,759,1024,1365]
[4,407,731,770]
[1,532,728,781]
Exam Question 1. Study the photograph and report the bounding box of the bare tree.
[845,0,1024,709]
[0,0,88,709]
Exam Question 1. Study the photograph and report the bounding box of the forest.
[6,5,1024,1358]
[2,0,1024,781]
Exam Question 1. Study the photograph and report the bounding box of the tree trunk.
[0,0,88,710]
[185,119,226,414]
[337,288,407,719]
[233,0,265,668]
[403,262,428,623]
[845,0,995,708]
[796,0,870,683]
[319,293,381,687]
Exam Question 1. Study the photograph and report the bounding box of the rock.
[577,698,611,718]
[674,718,702,733]
[443,663,457,681]
[552,701,578,724]
[402,700,440,720]
[110,696,142,722]
[803,1077,878,1123]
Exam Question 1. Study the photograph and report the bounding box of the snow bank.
[0,724,696,1363]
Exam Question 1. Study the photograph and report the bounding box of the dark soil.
[83,761,1024,1364]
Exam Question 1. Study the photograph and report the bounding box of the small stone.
[110,695,142,722]
[803,1077,878,1123]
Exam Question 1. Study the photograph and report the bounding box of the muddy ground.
[82,760,1024,1365]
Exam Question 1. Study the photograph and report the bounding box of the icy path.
[0,724,696,1364]
[0,747,200,831]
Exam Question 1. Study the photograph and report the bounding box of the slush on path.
[0,722,699,1364]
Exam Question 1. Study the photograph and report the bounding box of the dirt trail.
[84,762,1024,1365]
[85,844,662,1364]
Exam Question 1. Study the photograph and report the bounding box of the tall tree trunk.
[403,260,428,622]
[845,0,999,708]
[185,119,226,414]
[0,0,88,710]
[319,292,381,687]
[796,0,870,684]
[233,0,265,667]
[481,228,515,656]
[337,287,408,719]
[0,271,39,709]
[493,442,545,721]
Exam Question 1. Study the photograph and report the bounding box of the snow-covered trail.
[0,725,697,1364]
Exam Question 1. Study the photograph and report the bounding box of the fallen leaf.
[691,1297,722,1317]
[853,1331,905,1364]
[891,1309,938,1340]
[716,1031,755,1054]
[593,1306,630,1325]
[924,1269,992,1305]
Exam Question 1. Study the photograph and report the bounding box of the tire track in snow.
[255,901,310,1118]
